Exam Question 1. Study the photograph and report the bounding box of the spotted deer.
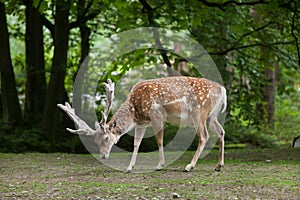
[58,76,227,172]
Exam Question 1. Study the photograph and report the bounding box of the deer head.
[57,79,117,159]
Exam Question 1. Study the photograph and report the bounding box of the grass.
[0,148,299,199]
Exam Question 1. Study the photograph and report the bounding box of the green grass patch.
[0,148,299,199]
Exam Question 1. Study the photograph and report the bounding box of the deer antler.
[57,79,115,135]
[57,102,96,135]
[100,79,115,127]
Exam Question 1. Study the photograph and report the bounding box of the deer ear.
[114,136,120,144]
[95,121,100,129]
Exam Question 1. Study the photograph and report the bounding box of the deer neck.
[108,101,135,139]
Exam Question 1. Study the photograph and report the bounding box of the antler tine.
[57,102,95,136]
[100,79,115,127]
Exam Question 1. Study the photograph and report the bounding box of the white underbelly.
[166,110,193,126]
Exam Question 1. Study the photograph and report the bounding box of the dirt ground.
[0,148,299,199]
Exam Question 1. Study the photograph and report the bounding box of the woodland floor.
[0,148,299,200]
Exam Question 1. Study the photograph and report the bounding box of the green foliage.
[0,121,85,153]
[0,123,50,153]
[32,0,49,12]
[224,121,280,148]
[275,92,300,144]
[1,0,300,152]
[225,90,300,147]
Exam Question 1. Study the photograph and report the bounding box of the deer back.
[127,76,225,126]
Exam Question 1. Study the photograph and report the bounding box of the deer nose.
[101,154,108,159]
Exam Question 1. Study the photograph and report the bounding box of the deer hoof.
[126,166,133,173]
[183,164,193,172]
[214,165,222,172]
[155,166,163,171]
[214,168,221,172]
[156,164,164,171]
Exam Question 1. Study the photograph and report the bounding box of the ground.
[0,148,299,199]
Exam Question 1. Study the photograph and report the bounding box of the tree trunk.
[251,7,277,127]
[262,62,277,125]
[73,0,91,115]
[0,93,3,119]
[24,0,47,126]
[41,0,70,144]
[0,3,23,125]
[255,48,277,126]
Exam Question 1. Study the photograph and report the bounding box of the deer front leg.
[126,127,146,173]
[150,109,165,171]
[184,123,209,172]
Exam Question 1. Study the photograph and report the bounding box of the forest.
[0,0,299,153]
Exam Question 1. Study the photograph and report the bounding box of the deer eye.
[104,135,109,143]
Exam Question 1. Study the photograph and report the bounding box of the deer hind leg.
[126,127,146,173]
[154,129,164,170]
[209,116,225,171]
[184,121,209,172]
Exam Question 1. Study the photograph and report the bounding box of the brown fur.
[105,77,226,172]
[58,76,227,172]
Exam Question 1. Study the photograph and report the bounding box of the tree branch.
[291,13,300,67]
[139,0,173,76]
[41,15,54,38]
[198,0,268,11]
[79,0,94,18]
[190,41,294,60]
[196,21,276,56]
[279,0,300,13]
[69,1,102,30]
[209,41,294,55]
[222,0,268,7]
[231,21,275,50]
[139,0,154,16]
[69,11,100,29]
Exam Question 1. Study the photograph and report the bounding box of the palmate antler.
[57,79,115,136]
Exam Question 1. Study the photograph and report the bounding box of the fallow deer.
[57,76,227,172]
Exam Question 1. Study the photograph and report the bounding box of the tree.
[72,0,93,116]
[41,0,71,143]
[1,0,299,152]
[24,0,47,126]
[40,0,102,145]
[0,2,23,125]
